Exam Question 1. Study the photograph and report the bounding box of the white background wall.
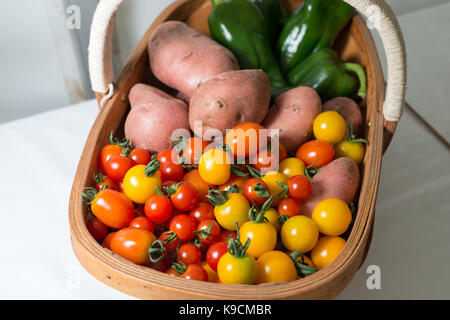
[0,0,449,123]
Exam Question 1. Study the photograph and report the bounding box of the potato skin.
[125,84,190,153]
[300,157,360,217]
[263,86,322,153]
[148,21,239,100]
[189,69,271,137]
[323,97,363,137]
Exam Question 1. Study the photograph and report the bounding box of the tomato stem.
[227,222,251,258]
[289,251,317,277]
[148,240,167,263]
[347,121,368,144]
[81,187,98,205]
[144,155,161,177]
[246,165,263,179]
[231,164,249,177]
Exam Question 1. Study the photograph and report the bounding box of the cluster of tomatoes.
[83,112,364,285]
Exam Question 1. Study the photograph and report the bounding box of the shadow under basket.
[69,0,402,299]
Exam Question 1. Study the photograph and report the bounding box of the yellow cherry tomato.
[279,157,305,178]
[335,140,365,164]
[213,193,250,231]
[199,148,231,185]
[263,208,280,232]
[201,261,218,283]
[312,198,352,236]
[281,215,319,253]
[311,236,347,270]
[313,111,346,144]
[262,171,288,207]
[239,221,277,258]
[217,252,257,284]
[122,165,162,204]
[256,251,297,284]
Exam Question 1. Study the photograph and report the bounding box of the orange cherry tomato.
[182,137,210,165]
[101,232,116,250]
[183,169,215,201]
[225,122,265,159]
[278,142,288,162]
[249,150,278,173]
[218,174,248,192]
[88,189,135,229]
[296,140,335,168]
[110,227,156,266]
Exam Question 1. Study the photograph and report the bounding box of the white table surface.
[1,4,449,300]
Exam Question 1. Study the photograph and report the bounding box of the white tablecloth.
[0,100,133,299]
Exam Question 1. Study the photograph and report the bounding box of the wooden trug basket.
[69,0,406,299]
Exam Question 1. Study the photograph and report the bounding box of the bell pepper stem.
[211,0,223,5]
[344,63,367,100]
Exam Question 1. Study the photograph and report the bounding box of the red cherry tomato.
[149,256,169,272]
[169,214,197,242]
[170,182,199,211]
[196,219,221,245]
[218,230,237,243]
[145,194,173,223]
[206,241,228,272]
[129,216,154,233]
[160,161,184,182]
[86,216,108,242]
[129,148,151,166]
[94,173,117,191]
[180,264,208,281]
[99,144,123,173]
[104,155,133,180]
[177,243,202,266]
[242,178,270,206]
[278,198,302,218]
[157,149,179,165]
[135,204,146,217]
[296,140,335,168]
[287,175,312,201]
[189,202,215,223]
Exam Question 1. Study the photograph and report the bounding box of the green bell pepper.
[287,48,367,101]
[208,0,289,93]
[276,0,355,74]
[247,0,287,47]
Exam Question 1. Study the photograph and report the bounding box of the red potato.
[189,69,271,137]
[300,157,360,217]
[323,97,363,137]
[148,21,239,100]
[124,83,190,153]
[263,86,322,153]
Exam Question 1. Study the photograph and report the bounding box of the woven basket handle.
[88,0,406,121]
